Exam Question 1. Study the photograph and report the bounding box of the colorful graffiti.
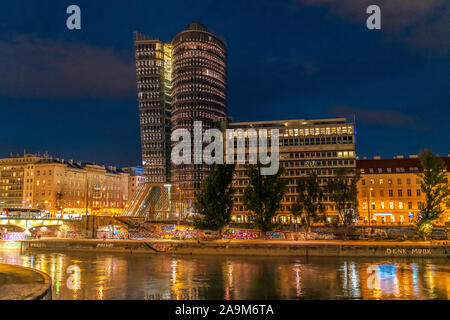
[160,229,205,240]
[161,225,175,233]
[266,231,285,240]
[128,225,205,240]
[223,229,261,240]
[286,232,335,241]
[66,231,81,239]
[96,231,129,240]
[2,232,25,241]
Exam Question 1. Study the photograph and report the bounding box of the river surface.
[0,249,449,300]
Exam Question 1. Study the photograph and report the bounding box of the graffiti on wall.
[266,231,285,240]
[223,229,261,240]
[2,232,25,241]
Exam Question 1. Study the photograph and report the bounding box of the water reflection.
[0,249,449,300]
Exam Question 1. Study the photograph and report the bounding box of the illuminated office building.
[171,22,227,203]
[134,32,173,183]
[135,23,227,206]
[228,118,356,223]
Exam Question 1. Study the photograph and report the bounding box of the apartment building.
[357,155,450,225]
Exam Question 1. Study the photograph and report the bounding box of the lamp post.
[368,187,373,225]
[176,186,182,224]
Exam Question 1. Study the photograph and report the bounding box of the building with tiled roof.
[356,155,450,226]
[1,153,129,215]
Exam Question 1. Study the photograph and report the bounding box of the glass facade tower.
[134,32,173,183]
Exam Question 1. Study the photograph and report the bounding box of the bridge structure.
[0,183,183,238]
[0,217,78,234]
[0,216,127,238]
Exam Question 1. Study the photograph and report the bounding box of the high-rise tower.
[171,22,227,204]
[134,32,173,183]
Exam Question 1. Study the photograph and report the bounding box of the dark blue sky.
[1,0,449,167]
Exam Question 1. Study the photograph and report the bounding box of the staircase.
[121,183,170,217]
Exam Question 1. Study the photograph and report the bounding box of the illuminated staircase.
[121,183,171,218]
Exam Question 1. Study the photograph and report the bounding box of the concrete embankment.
[9,239,450,258]
[0,264,52,300]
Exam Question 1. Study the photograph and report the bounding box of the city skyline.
[1,1,450,306]
[1,0,449,168]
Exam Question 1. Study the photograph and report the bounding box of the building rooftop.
[185,22,209,32]
[357,156,450,174]
[34,158,126,175]
[228,118,350,128]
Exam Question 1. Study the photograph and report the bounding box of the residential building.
[0,154,42,210]
[122,167,145,198]
[357,155,450,225]
[1,154,129,215]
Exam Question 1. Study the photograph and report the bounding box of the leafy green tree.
[291,172,325,233]
[415,150,450,240]
[194,164,235,232]
[326,167,360,226]
[242,164,288,237]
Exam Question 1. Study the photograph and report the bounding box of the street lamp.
[368,187,373,225]
[176,187,182,224]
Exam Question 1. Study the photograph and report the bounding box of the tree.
[415,150,450,240]
[291,172,325,233]
[326,167,360,227]
[242,164,288,237]
[194,164,235,232]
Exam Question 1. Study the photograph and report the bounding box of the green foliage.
[291,172,325,232]
[242,164,288,234]
[194,164,235,231]
[415,150,450,239]
[326,167,360,226]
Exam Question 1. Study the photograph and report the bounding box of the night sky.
[1,0,449,167]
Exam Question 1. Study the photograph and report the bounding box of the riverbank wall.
[7,239,450,258]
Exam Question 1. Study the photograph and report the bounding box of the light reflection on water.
[0,249,449,300]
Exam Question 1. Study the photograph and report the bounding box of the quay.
[5,238,450,258]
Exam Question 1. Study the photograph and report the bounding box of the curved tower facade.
[171,22,227,205]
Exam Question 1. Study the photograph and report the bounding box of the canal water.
[0,249,449,300]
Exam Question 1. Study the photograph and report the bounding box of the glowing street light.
[177,186,182,224]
